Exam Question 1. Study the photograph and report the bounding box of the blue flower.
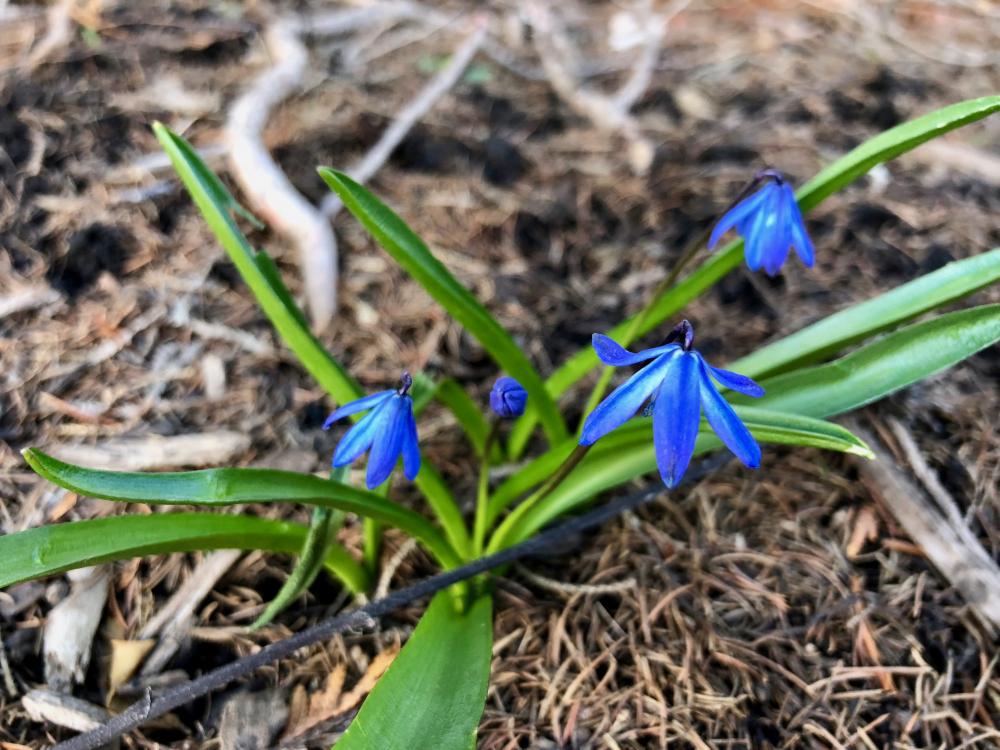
[579,321,765,488]
[709,171,815,276]
[322,373,420,489]
[490,376,528,418]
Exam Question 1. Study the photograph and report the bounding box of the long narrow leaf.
[335,591,492,750]
[23,449,461,569]
[318,168,568,447]
[731,247,1000,379]
[252,506,344,629]
[154,123,361,406]
[493,304,1000,548]
[508,96,1000,455]
[488,408,872,547]
[737,304,1000,418]
[156,126,465,548]
[435,378,500,459]
[0,513,368,592]
[487,405,872,527]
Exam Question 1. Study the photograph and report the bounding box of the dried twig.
[320,19,488,218]
[523,1,664,174]
[43,567,109,692]
[852,421,1000,633]
[22,0,75,71]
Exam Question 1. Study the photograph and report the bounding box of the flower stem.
[485,443,591,554]
[576,174,764,433]
[472,418,502,556]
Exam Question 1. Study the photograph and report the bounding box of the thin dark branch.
[54,484,674,750]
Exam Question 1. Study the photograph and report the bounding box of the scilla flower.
[323,372,420,489]
[709,169,815,276]
[580,321,764,488]
[490,376,528,418]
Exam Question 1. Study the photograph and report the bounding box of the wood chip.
[43,566,109,692]
[218,688,288,750]
[853,422,1000,633]
[139,550,242,676]
[107,639,156,702]
[47,431,251,471]
[22,688,111,732]
[0,286,60,319]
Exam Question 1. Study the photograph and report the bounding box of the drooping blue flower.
[322,372,420,489]
[708,170,815,276]
[490,376,528,418]
[579,321,764,488]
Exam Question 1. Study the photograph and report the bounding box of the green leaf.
[252,506,344,630]
[318,168,568,447]
[488,408,872,550]
[335,591,492,750]
[414,462,470,559]
[153,123,360,406]
[0,512,368,592]
[410,371,437,416]
[23,448,461,569]
[491,304,1000,549]
[507,96,1000,456]
[435,378,499,460]
[156,126,464,548]
[738,303,1000,418]
[731,247,1000,379]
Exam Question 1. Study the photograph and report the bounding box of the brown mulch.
[2,1,1000,748]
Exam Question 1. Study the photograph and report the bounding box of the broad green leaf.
[492,304,1000,548]
[154,124,360,406]
[23,449,461,569]
[0,513,368,592]
[252,506,344,629]
[507,96,1000,456]
[318,168,568,447]
[731,247,1000,379]
[488,408,872,550]
[335,591,492,750]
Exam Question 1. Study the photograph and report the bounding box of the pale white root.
[225,5,427,332]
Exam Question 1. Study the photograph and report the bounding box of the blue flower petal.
[698,361,761,468]
[365,395,405,489]
[592,333,677,366]
[332,405,386,467]
[742,193,777,271]
[787,194,815,267]
[652,351,702,488]
[708,185,772,250]
[708,366,765,397]
[762,186,794,275]
[580,349,679,446]
[401,399,421,480]
[322,390,395,430]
